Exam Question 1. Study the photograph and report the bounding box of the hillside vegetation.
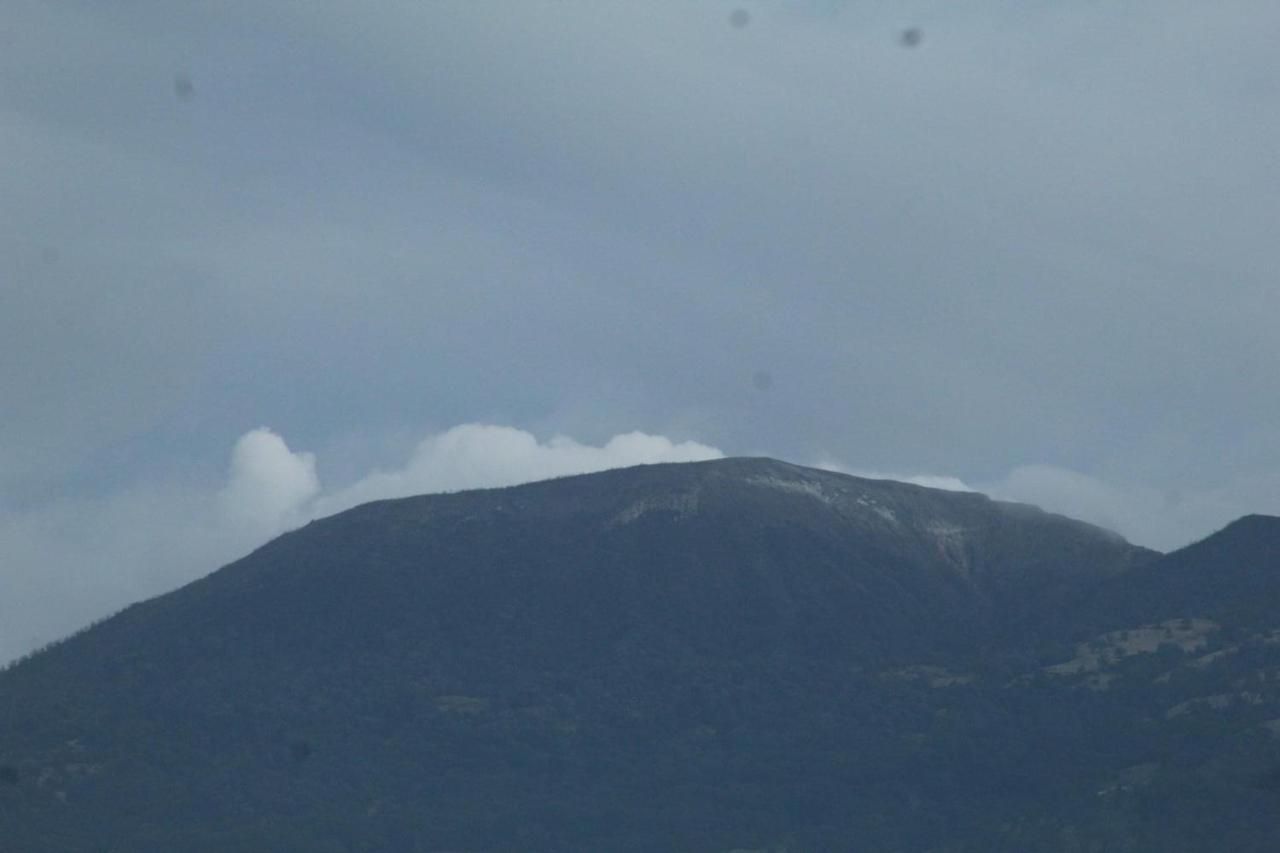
[2,459,1279,851]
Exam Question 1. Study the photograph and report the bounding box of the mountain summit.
[2,459,1277,851]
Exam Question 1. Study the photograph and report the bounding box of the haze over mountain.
[2,459,1279,851]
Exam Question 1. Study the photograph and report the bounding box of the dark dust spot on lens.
[174,73,195,100]
[729,8,750,29]
[41,247,60,265]
[289,739,313,762]
[899,28,923,48]
[0,765,18,786]
[752,370,773,392]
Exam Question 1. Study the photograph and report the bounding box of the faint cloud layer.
[819,457,1268,552]
[818,461,974,493]
[979,464,1250,554]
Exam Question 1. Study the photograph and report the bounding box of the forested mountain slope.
[2,459,1277,851]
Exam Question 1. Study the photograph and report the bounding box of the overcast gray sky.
[3,1,1279,662]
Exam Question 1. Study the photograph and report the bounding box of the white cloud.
[218,428,319,536]
[313,424,722,516]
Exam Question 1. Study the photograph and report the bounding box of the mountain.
[1076,514,1280,630]
[0,458,1277,851]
